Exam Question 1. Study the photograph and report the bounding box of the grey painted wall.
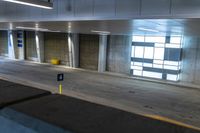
[44,32,69,65]
[2,0,200,22]
[25,31,37,61]
[107,35,132,75]
[180,36,200,85]
[79,34,99,70]
[0,31,8,57]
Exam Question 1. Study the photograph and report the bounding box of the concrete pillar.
[68,33,79,68]
[35,32,44,63]
[98,35,108,72]
[17,31,25,60]
[8,31,16,59]
[8,31,25,60]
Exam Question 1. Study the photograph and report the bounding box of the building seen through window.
[131,35,182,81]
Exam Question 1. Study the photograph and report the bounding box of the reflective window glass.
[134,46,144,58]
[145,36,165,43]
[131,35,182,81]
[144,47,154,59]
[154,48,164,60]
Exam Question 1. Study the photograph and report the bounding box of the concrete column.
[35,32,44,63]
[8,31,16,59]
[8,31,25,60]
[68,33,79,68]
[98,35,108,72]
[17,31,25,60]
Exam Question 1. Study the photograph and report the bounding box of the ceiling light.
[3,0,53,9]
[138,27,159,33]
[16,26,49,31]
[49,30,61,33]
[91,30,111,35]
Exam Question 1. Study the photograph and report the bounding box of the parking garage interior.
[0,0,200,133]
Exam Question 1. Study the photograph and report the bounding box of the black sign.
[57,73,64,81]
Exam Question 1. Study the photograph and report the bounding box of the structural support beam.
[35,32,44,63]
[98,35,108,72]
[68,33,79,68]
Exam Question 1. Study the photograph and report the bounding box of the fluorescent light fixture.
[3,0,53,9]
[91,30,111,35]
[138,27,159,33]
[16,26,49,31]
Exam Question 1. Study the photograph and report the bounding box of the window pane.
[153,60,163,64]
[131,65,134,69]
[154,48,164,60]
[131,46,135,57]
[153,64,163,69]
[170,36,181,44]
[164,65,179,70]
[144,47,154,59]
[143,71,162,79]
[155,43,165,47]
[134,62,143,66]
[167,74,177,81]
[145,36,165,43]
[164,61,179,66]
[132,66,143,70]
[134,46,144,58]
[143,63,153,67]
[166,43,181,48]
[134,70,142,76]
[133,36,145,42]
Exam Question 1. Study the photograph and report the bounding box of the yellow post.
[59,84,62,94]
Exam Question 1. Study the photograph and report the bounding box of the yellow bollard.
[59,84,62,94]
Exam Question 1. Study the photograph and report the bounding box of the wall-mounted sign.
[57,73,64,81]
[17,31,23,48]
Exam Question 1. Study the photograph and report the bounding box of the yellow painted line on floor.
[144,114,200,131]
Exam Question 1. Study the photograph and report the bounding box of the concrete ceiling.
[1,19,200,36]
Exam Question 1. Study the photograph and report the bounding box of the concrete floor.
[0,57,200,129]
[1,94,198,133]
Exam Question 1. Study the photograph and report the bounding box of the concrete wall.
[44,32,69,65]
[0,31,8,57]
[25,31,37,61]
[79,34,99,70]
[180,36,200,85]
[107,35,132,75]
